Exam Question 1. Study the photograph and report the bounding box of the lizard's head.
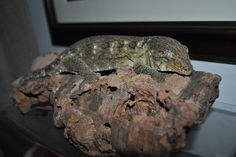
[148,36,193,75]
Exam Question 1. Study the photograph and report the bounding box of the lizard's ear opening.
[183,45,189,53]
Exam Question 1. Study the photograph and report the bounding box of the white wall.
[27,1,236,156]
[54,0,236,22]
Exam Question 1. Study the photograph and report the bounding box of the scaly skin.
[20,35,193,85]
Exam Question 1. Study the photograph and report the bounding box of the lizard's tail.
[18,50,68,86]
[19,64,55,86]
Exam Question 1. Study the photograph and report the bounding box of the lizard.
[20,35,193,86]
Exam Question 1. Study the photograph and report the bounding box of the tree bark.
[11,52,221,157]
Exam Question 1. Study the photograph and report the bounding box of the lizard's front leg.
[133,61,167,82]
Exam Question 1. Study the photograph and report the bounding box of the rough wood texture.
[11,52,221,157]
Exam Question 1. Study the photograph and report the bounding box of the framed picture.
[44,0,236,64]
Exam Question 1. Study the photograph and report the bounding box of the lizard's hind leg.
[61,55,100,88]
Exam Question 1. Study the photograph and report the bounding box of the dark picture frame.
[44,0,236,64]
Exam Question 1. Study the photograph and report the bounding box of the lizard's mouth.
[158,64,192,76]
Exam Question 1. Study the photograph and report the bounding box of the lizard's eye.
[183,67,192,75]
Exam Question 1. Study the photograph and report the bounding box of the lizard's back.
[69,35,146,72]
[65,35,192,76]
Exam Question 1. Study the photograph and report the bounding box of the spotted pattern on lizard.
[21,35,193,85]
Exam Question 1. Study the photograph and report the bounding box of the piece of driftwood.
[11,52,221,157]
